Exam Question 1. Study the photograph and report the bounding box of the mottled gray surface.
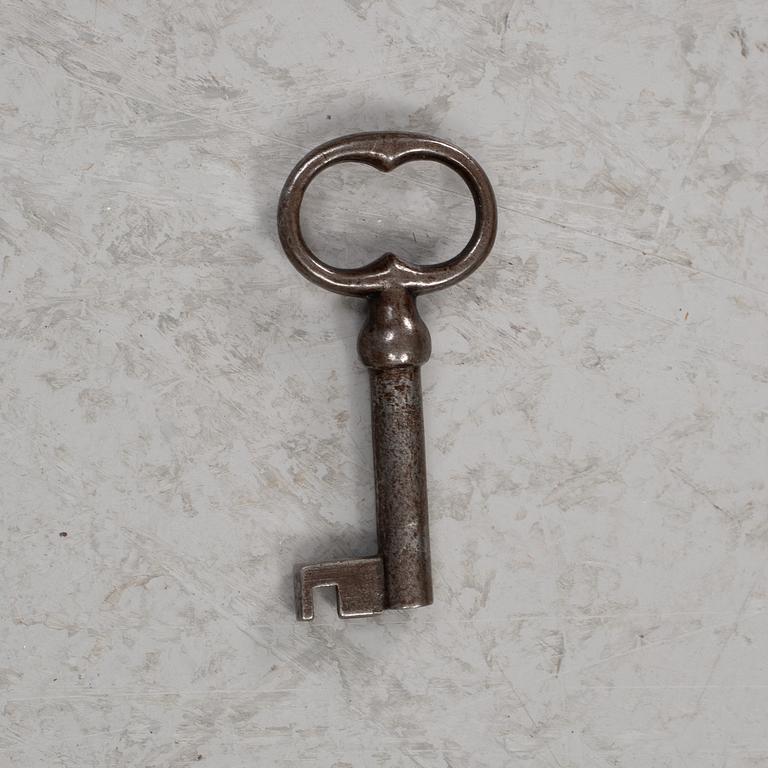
[1,1,768,766]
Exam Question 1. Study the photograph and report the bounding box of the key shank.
[359,289,433,610]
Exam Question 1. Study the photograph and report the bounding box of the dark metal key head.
[277,132,497,620]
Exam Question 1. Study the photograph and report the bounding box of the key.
[277,132,497,620]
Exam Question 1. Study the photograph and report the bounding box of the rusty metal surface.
[277,132,497,620]
[369,365,432,610]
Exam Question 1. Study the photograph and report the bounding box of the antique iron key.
[277,132,497,620]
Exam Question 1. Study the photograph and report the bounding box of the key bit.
[277,132,497,620]
[295,557,385,621]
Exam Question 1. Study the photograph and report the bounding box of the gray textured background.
[2,1,768,766]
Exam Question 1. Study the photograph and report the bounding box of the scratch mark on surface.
[693,579,758,709]
[103,573,162,607]
[568,613,763,675]
[120,526,311,679]
[4,55,308,152]
[730,27,749,58]
[654,111,713,239]
[670,467,732,518]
